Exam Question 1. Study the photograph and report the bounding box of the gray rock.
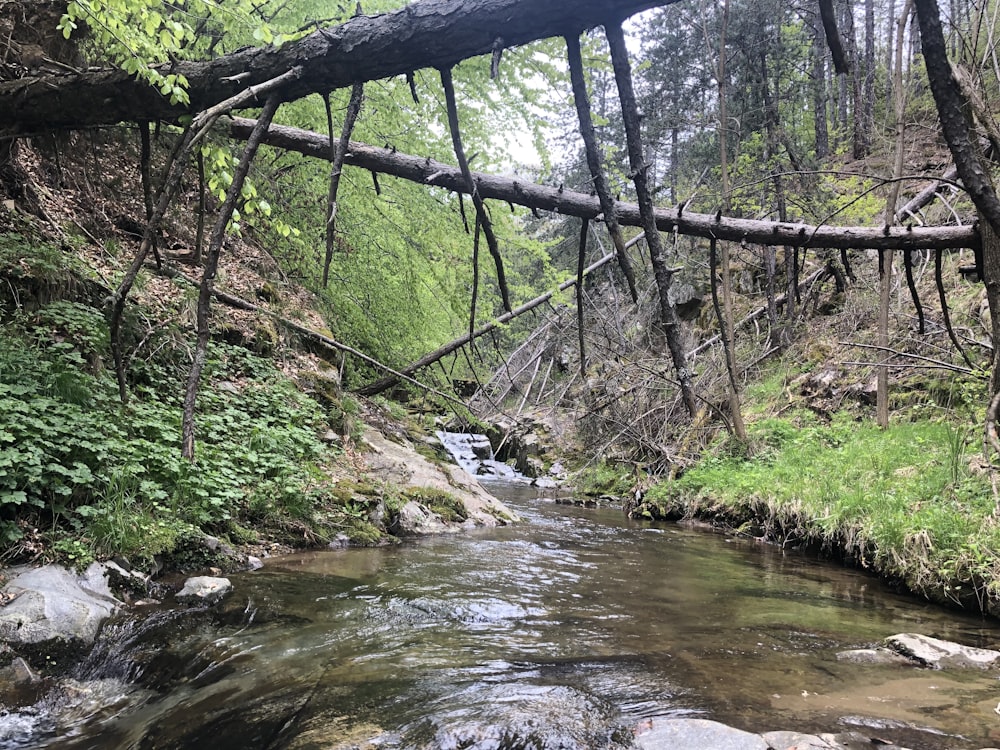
[175,576,232,604]
[327,534,351,549]
[762,731,835,749]
[0,563,121,646]
[835,647,913,666]
[396,501,451,535]
[469,438,493,460]
[885,633,1000,669]
[634,718,768,750]
[532,477,560,489]
[246,556,264,571]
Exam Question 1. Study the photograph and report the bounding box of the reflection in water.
[6,482,1000,749]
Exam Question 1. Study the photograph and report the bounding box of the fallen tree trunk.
[356,247,624,396]
[147,263,469,408]
[0,0,673,138]
[229,117,980,252]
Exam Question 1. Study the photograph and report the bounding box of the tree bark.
[606,21,698,418]
[566,33,639,303]
[228,117,980,252]
[819,0,850,74]
[0,0,677,139]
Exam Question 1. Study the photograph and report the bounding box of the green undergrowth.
[0,280,384,567]
[641,410,1000,613]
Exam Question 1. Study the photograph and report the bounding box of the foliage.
[572,461,634,497]
[0,296,341,564]
[56,0,300,104]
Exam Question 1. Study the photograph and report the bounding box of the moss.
[256,281,280,304]
[251,319,280,356]
[345,518,387,546]
[329,479,379,505]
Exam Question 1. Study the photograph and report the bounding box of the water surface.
[5,482,1000,749]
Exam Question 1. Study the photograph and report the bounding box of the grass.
[641,410,1000,613]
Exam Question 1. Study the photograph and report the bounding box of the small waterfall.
[436,431,526,481]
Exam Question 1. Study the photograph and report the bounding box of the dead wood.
[323,83,364,287]
[228,117,980,252]
[565,33,639,303]
[0,0,676,139]
[440,66,511,312]
[607,20,698,416]
[182,96,281,459]
[357,248,623,396]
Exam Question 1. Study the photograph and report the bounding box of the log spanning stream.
[4,464,1000,748]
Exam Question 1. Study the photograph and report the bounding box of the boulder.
[884,633,1000,669]
[363,427,518,530]
[395,501,451,535]
[469,437,493,460]
[0,563,121,647]
[634,718,768,750]
[175,576,232,604]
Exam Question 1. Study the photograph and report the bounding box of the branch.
[440,66,511,312]
[357,246,626,396]
[323,83,364,287]
[228,117,981,251]
[565,32,639,303]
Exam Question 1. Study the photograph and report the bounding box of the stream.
[5,473,1000,748]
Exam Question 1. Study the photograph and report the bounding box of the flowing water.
[5,482,1000,749]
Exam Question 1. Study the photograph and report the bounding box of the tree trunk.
[607,21,698,417]
[861,0,876,156]
[914,0,1000,233]
[811,19,830,158]
[0,0,677,139]
[227,117,979,252]
[715,0,747,442]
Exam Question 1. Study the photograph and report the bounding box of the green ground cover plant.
[0,290,353,566]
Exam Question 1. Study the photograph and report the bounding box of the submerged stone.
[835,647,914,666]
[884,633,1000,669]
[634,718,768,750]
[762,731,835,749]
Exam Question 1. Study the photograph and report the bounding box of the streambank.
[0,425,520,678]
[625,415,1000,619]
